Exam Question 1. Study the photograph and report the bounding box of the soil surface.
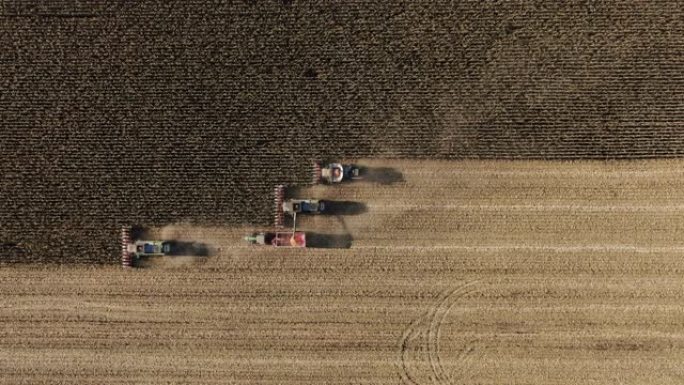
[2,159,683,384]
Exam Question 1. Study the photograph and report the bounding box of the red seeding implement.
[244,231,307,248]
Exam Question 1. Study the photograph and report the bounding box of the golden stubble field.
[1,159,684,384]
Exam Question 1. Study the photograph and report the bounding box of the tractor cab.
[315,162,361,184]
[282,199,326,214]
[129,240,172,257]
[332,166,343,181]
[327,163,345,183]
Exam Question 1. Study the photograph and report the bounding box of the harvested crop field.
[2,159,684,384]
[2,1,684,384]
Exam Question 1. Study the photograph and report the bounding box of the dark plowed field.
[1,1,683,263]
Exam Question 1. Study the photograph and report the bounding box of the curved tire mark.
[431,281,480,385]
[400,280,483,385]
[400,310,425,385]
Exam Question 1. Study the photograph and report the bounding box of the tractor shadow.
[323,201,368,216]
[305,215,355,249]
[128,226,211,257]
[0,242,31,262]
[136,241,212,269]
[164,241,212,257]
[359,166,404,185]
[129,225,150,240]
[306,233,353,249]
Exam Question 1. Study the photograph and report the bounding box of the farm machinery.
[251,162,365,248]
[120,226,172,268]
[274,184,327,227]
[312,162,361,184]
[284,198,327,214]
[244,231,307,247]
[250,188,309,247]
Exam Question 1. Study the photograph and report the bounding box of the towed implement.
[244,231,306,247]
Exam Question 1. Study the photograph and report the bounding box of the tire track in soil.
[433,283,485,385]
[367,204,684,213]
[401,169,684,177]
[399,280,482,385]
[358,245,684,253]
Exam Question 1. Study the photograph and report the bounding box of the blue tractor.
[121,226,172,268]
